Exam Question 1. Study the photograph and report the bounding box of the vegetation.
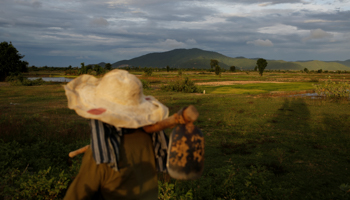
[215,65,221,76]
[0,41,28,81]
[140,79,150,89]
[143,67,153,76]
[161,77,202,93]
[5,74,45,86]
[1,70,350,199]
[257,58,268,76]
[210,59,219,69]
[313,77,350,99]
[166,65,170,72]
[105,63,112,70]
[110,48,350,70]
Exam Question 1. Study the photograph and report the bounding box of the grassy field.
[1,71,350,199]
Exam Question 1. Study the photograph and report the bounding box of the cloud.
[259,3,273,7]
[89,17,109,27]
[157,39,186,48]
[31,1,42,8]
[247,39,274,47]
[258,24,308,36]
[76,56,91,60]
[1,0,350,66]
[303,28,333,41]
[186,39,197,44]
[12,0,42,8]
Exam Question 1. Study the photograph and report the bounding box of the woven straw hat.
[64,69,169,128]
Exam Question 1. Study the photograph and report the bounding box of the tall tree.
[210,59,219,69]
[94,64,103,75]
[105,63,112,70]
[215,65,221,75]
[0,41,28,81]
[256,58,268,76]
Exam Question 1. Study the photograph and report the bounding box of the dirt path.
[195,81,284,86]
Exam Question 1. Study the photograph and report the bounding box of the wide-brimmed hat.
[64,69,169,128]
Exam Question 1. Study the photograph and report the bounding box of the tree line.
[6,40,346,81]
[209,58,268,76]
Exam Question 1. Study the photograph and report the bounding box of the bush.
[215,65,221,76]
[161,77,202,93]
[5,73,44,86]
[313,78,350,99]
[188,165,275,199]
[0,138,82,199]
[339,183,350,199]
[143,67,153,76]
[140,79,150,89]
[1,167,70,200]
[158,181,193,200]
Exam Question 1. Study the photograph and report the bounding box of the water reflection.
[290,92,350,99]
[289,93,321,99]
[28,77,73,82]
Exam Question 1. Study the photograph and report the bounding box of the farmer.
[63,69,169,199]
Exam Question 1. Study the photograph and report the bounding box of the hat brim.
[64,74,169,128]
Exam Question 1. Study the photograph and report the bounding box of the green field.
[1,71,350,199]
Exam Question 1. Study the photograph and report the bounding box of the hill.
[109,48,350,70]
[293,60,350,71]
[328,59,350,68]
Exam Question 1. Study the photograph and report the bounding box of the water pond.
[290,92,350,99]
[27,77,73,82]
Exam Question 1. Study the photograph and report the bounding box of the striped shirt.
[90,119,168,172]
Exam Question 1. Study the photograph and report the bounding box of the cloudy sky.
[1,0,349,67]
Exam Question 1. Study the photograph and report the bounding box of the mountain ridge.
[96,48,350,70]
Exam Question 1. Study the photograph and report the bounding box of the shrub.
[158,181,193,200]
[161,77,202,93]
[339,183,350,199]
[215,65,221,75]
[1,167,70,200]
[140,79,150,89]
[191,165,274,199]
[5,73,44,86]
[143,67,153,76]
[313,78,350,99]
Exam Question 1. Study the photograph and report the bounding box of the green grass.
[1,72,349,199]
[201,82,315,94]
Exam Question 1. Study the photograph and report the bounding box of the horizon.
[17,47,350,68]
[1,0,349,67]
[28,48,350,68]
